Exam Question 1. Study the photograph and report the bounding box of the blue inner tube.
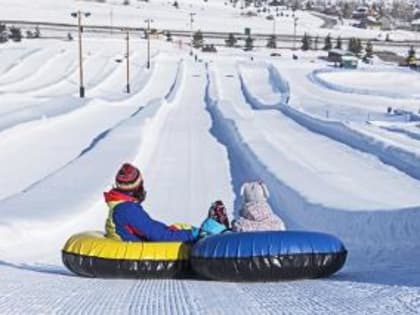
[191,231,347,281]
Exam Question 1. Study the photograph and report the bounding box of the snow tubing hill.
[191,231,347,281]
[62,231,191,278]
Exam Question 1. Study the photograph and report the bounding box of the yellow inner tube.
[63,231,191,261]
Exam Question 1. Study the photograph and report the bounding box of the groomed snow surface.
[1,37,420,313]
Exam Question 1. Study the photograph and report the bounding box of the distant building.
[341,55,359,69]
[268,1,286,8]
[412,19,420,32]
[352,13,380,29]
[352,6,369,19]
[327,49,356,66]
[323,6,342,16]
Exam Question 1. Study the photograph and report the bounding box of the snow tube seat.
[191,231,347,282]
[62,231,191,278]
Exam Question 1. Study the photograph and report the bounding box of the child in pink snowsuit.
[232,181,286,232]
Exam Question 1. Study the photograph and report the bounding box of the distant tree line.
[193,30,255,51]
[0,24,41,44]
[299,33,376,60]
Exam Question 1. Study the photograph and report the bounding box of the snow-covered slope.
[1,4,420,313]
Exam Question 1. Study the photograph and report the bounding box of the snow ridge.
[239,63,420,181]
[381,125,420,141]
[237,62,290,110]
[0,95,88,133]
[0,60,185,245]
[309,67,420,100]
[279,105,420,181]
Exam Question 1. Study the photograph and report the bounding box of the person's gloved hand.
[200,218,227,236]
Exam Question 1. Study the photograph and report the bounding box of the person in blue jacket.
[104,163,202,242]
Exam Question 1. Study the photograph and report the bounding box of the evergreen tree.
[365,41,373,58]
[407,46,416,65]
[347,37,354,53]
[342,2,352,18]
[26,30,34,39]
[192,30,204,48]
[355,38,363,55]
[301,33,311,51]
[291,0,301,11]
[166,31,172,42]
[9,26,22,42]
[225,33,238,47]
[34,26,40,38]
[335,36,342,49]
[323,33,332,51]
[0,24,8,43]
[313,36,319,50]
[266,34,276,49]
[244,35,254,51]
[408,46,416,58]
[348,37,362,54]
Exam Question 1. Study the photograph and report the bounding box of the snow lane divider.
[278,105,420,181]
[203,63,420,249]
[1,57,182,201]
[205,63,300,226]
[308,67,420,100]
[240,63,420,182]
[237,62,290,109]
[0,99,166,238]
[165,59,185,103]
[0,96,89,134]
[380,126,420,141]
[0,59,186,250]
[0,48,42,79]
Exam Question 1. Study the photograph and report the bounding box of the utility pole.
[71,10,91,98]
[272,17,276,36]
[125,30,130,93]
[110,9,113,35]
[189,12,196,56]
[145,19,153,69]
[293,16,298,51]
[77,12,84,98]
